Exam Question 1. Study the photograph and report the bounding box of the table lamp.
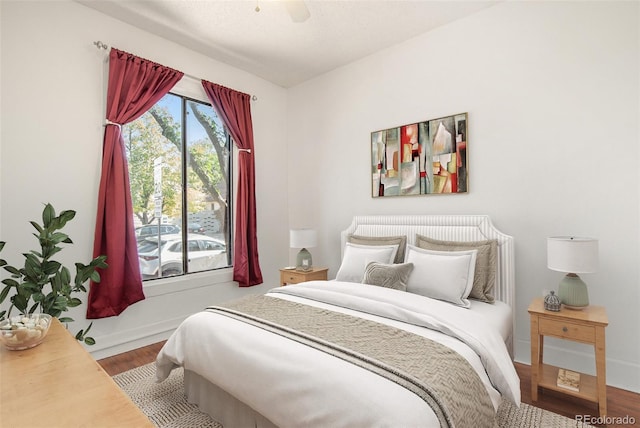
[290,229,317,272]
[547,236,598,309]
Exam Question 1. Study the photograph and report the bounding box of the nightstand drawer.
[539,317,595,342]
[280,267,328,286]
[282,272,304,284]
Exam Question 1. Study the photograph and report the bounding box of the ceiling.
[78,0,500,88]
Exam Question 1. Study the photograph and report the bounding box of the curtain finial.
[93,41,108,50]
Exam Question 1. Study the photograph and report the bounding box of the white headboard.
[340,215,515,309]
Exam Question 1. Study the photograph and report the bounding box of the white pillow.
[404,245,478,308]
[336,243,399,283]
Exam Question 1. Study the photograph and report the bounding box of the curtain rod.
[93,41,258,101]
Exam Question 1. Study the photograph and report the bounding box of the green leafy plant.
[0,203,108,345]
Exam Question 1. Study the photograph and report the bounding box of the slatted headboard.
[340,215,515,309]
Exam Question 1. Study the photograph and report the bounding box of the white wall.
[287,1,640,392]
[0,1,289,359]
[1,0,638,394]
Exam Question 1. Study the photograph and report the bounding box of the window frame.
[128,78,235,295]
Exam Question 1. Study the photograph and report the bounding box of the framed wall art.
[371,113,468,198]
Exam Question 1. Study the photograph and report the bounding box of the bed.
[156,215,520,428]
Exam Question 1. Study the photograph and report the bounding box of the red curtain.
[202,81,263,286]
[88,49,184,318]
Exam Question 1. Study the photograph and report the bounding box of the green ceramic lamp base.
[296,248,312,272]
[557,273,589,309]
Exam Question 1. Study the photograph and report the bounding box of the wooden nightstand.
[528,298,608,416]
[279,267,328,285]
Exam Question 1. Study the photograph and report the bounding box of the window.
[124,91,232,281]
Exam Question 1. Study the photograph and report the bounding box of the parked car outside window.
[135,224,180,239]
[187,222,206,234]
[137,233,227,280]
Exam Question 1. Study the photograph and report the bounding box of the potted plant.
[0,203,107,346]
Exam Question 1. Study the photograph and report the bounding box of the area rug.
[113,363,590,428]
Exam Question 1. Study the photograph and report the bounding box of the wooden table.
[280,267,328,285]
[0,318,153,427]
[528,298,608,416]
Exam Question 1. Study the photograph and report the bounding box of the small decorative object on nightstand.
[290,229,317,271]
[280,267,328,286]
[547,236,598,309]
[529,298,608,416]
[543,290,561,312]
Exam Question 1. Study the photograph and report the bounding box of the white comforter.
[156,281,520,428]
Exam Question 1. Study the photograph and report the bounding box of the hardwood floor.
[99,341,165,377]
[99,343,639,427]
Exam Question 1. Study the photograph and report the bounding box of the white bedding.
[156,281,520,427]
[468,299,512,342]
[331,278,513,342]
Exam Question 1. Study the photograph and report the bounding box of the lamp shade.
[290,229,317,249]
[547,236,598,274]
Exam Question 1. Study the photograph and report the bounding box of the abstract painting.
[372,113,467,197]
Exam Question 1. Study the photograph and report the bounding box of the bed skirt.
[184,370,277,428]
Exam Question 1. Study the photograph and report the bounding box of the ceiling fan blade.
[284,0,310,23]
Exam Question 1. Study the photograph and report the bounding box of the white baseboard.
[88,315,187,361]
[515,339,640,394]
